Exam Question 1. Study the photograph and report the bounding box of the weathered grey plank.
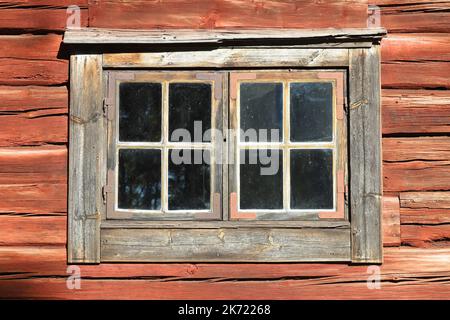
[103,48,350,68]
[101,220,350,229]
[68,54,104,264]
[64,28,386,44]
[101,227,351,262]
[349,46,383,263]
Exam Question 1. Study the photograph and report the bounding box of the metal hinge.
[103,98,114,121]
[343,96,349,114]
[102,183,113,205]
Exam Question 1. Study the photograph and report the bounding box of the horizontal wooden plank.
[65,27,386,44]
[1,277,449,299]
[0,216,66,245]
[88,1,368,30]
[103,48,350,68]
[1,246,449,280]
[0,58,67,85]
[0,2,88,31]
[379,2,450,33]
[382,61,450,89]
[0,183,66,215]
[401,225,450,247]
[0,146,67,184]
[0,34,62,60]
[101,227,351,262]
[383,137,450,162]
[382,89,450,134]
[381,33,450,62]
[382,196,401,246]
[383,160,450,192]
[400,192,450,224]
[0,111,67,147]
[0,86,67,112]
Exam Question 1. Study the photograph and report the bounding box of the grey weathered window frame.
[66,28,386,264]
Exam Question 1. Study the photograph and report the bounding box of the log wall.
[0,0,449,299]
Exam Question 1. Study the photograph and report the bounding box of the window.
[67,28,385,264]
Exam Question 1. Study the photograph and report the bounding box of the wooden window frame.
[66,28,386,264]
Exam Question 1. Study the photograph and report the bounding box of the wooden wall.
[0,0,449,299]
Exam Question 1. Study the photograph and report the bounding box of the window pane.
[240,83,283,142]
[118,149,161,210]
[290,149,333,209]
[169,83,212,142]
[290,82,333,142]
[119,82,162,142]
[168,149,211,210]
[240,149,283,209]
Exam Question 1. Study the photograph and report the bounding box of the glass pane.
[290,82,333,142]
[290,149,333,209]
[169,83,212,142]
[240,149,283,209]
[119,82,162,142]
[240,83,283,142]
[118,149,161,210]
[168,149,211,210]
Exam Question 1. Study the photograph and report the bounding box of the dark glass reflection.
[169,83,212,142]
[290,82,333,142]
[240,149,283,209]
[290,149,333,209]
[118,149,161,210]
[240,83,283,142]
[119,82,162,142]
[168,149,211,210]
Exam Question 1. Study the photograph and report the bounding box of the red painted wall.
[0,0,449,299]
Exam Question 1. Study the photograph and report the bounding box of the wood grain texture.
[379,1,450,33]
[400,192,450,224]
[0,1,88,31]
[401,225,450,247]
[0,86,67,112]
[0,34,62,60]
[0,58,67,86]
[88,0,368,29]
[0,216,66,245]
[101,227,351,262]
[0,183,66,215]
[0,146,66,185]
[383,196,401,246]
[349,46,383,263]
[68,54,104,263]
[383,137,450,162]
[382,89,450,134]
[103,48,350,68]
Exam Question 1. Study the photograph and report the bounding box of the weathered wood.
[0,183,66,215]
[103,48,350,69]
[88,1,369,30]
[382,61,450,89]
[384,161,450,192]
[382,89,450,134]
[349,46,383,263]
[68,54,104,264]
[382,196,401,247]
[0,2,88,31]
[383,137,450,162]
[101,227,351,262]
[381,33,450,62]
[0,86,67,112]
[379,1,450,33]
[0,58,67,85]
[400,192,450,224]
[401,225,450,248]
[0,146,66,184]
[1,277,449,300]
[1,246,449,281]
[0,216,66,245]
[0,34,62,60]
[65,27,386,44]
